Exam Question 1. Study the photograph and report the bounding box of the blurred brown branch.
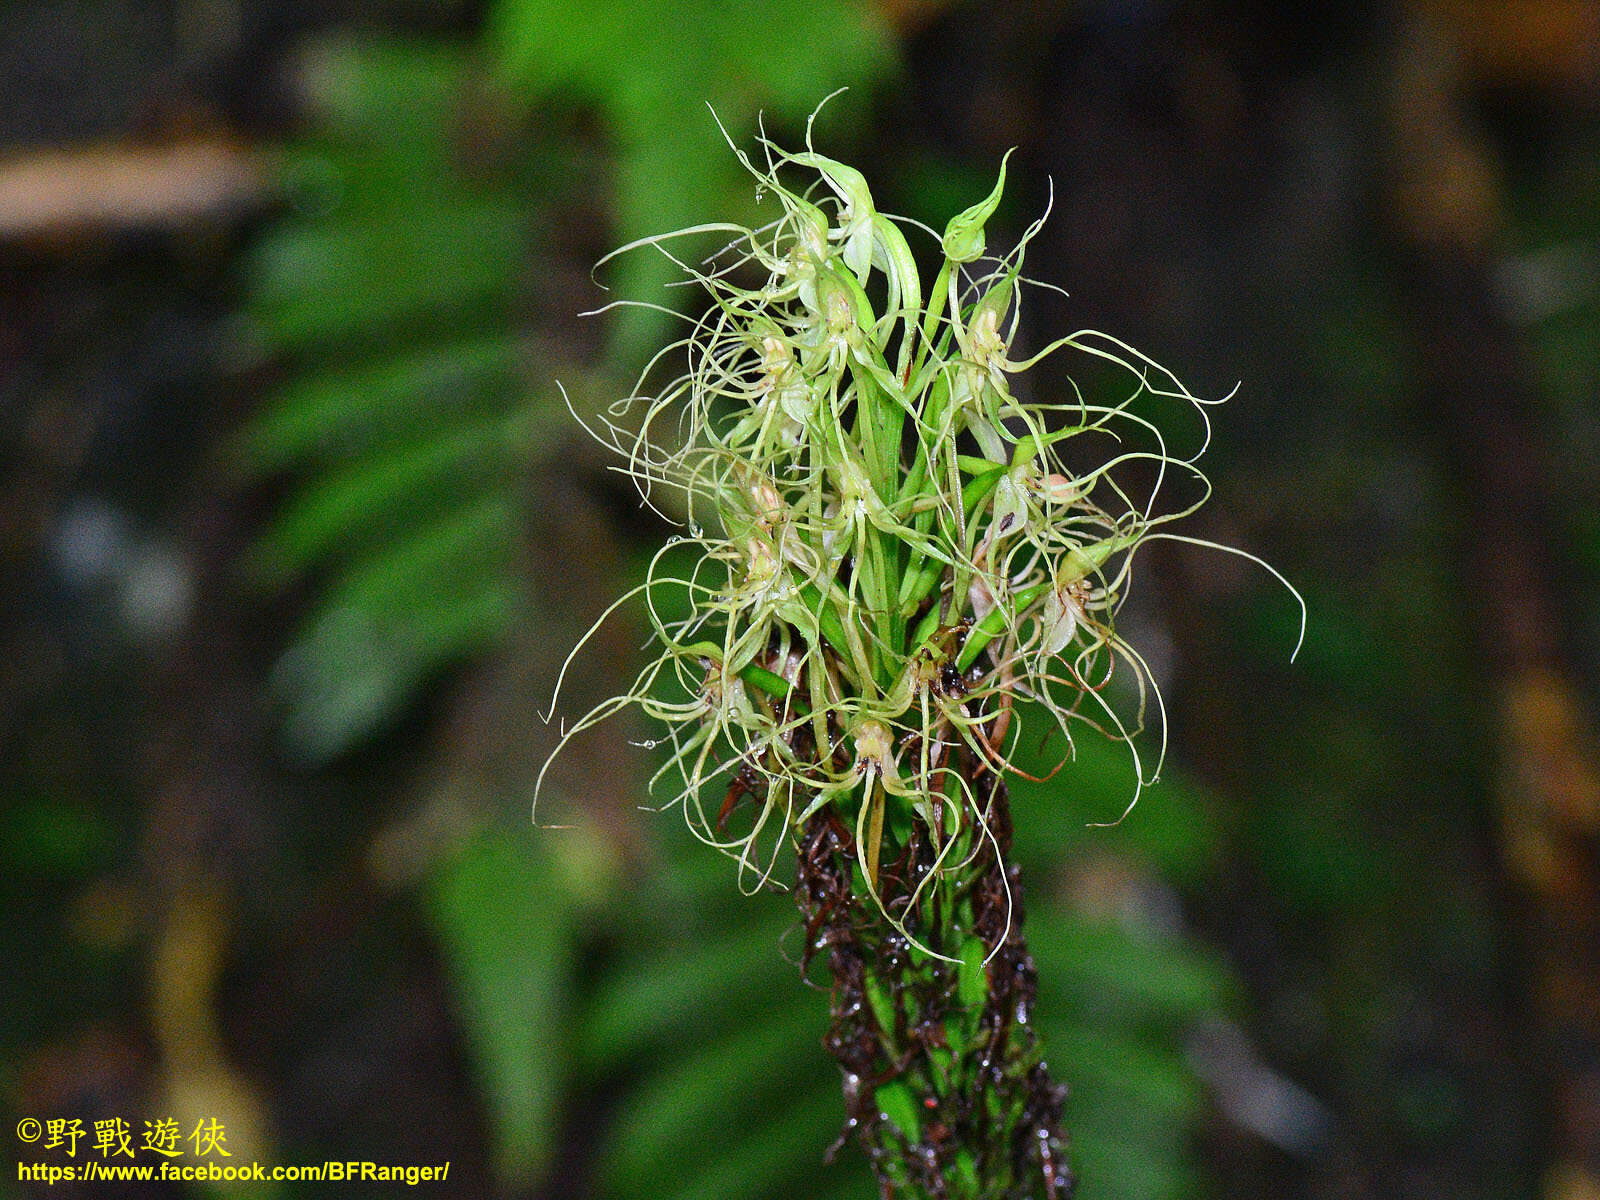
[0,140,264,239]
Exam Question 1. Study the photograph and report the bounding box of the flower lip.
[852,719,893,767]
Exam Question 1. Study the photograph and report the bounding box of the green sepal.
[674,640,792,698]
[955,579,1052,671]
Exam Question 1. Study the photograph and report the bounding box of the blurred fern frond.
[238,38,538,767]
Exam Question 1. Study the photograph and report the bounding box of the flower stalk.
[543,105,1302,1197]
[797,773,1071,1199]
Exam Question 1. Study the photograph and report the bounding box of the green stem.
[956,581,1052,671]
[897,464,1005,622]
[796,764,1072,1199]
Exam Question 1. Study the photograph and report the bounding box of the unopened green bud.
[1059,537,1122,585]
[942,148,1014,264]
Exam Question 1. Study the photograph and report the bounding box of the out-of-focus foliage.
[11,4,1600,1200]
[240,39,534,767]
[486,0,896,359]
[426,829,573,1185]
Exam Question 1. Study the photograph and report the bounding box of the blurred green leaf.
[601,999,824,1194]
[250,197,519,349]
[574,825,874,1200]
[1034,913,1232,1021]
[271,496,518,766]
[576,905,795,1073]
[1009,711,1222,887]
[648,1089,856,1200]
[485,0,896,361]
[246,411,522,588]
[426,829,572,1186]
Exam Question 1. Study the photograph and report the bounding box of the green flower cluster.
[543,110,1301,947]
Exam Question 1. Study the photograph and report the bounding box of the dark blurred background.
[4,2,1599,1198]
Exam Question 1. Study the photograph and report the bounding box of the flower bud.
[746,474,784,525]
[969,280,1014,366]
[1033,472,1079,507]
[1058,537,1120,586]
[757,335,812,429]
[745,535,779,586]
[941,148,1013,264]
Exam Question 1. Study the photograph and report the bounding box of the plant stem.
[795,763,1072,1199]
